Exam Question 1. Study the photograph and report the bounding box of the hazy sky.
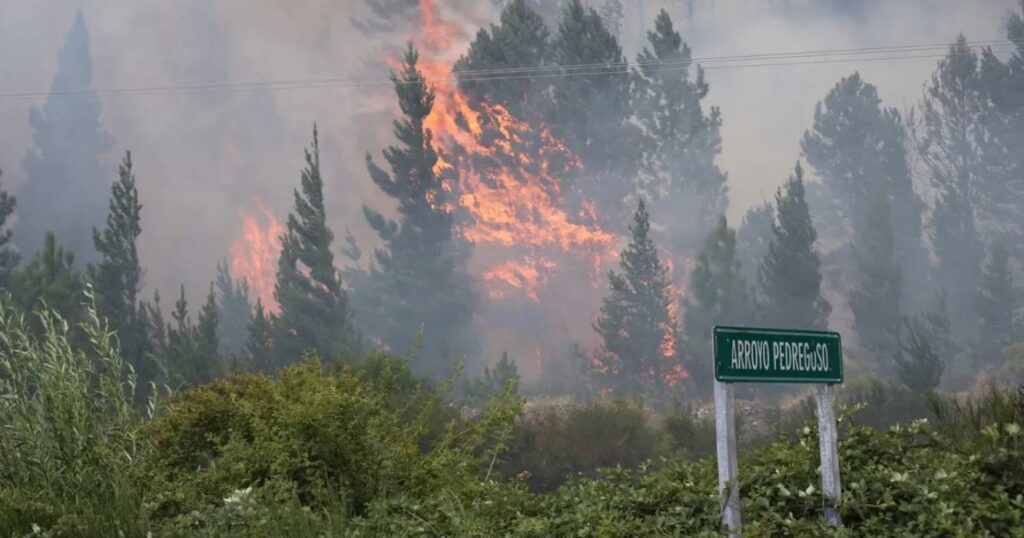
[0,0,1017,308]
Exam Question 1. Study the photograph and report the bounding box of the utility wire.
[0,39,1018,101]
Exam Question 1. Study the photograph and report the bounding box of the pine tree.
[455,0,549,116]
[215,260,251,356]
[165,285,218,387]
[894,316,945,394]
[682,216,752,396]
[12,232,86,336]
[17,10,114,262]
[736,201,774,286]
[144,290,168,366]
[592,199,681,396]
[977,243,1017,367]
[0,170,18,290]
[757,163,831,331]
[801,73,927,306]
[89,151,152,384]
[273,126,360,366]
[848,193,903,365]
[915,36,988,338]
[362,44,477,377]
[548,0,640,225]
[632,10,727,253]
[246,298,274,371]
[978,3,1024,259]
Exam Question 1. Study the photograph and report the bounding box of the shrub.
[0,290,150,538]
[498,398,672,492]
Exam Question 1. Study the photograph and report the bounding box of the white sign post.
[714,379,741,537]
[712,326,844,533]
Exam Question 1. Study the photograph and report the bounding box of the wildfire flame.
[413,0,617,302]
[230,195,283,313]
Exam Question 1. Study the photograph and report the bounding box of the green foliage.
[977,242,1018,367]
[683,216,752,397]
[12,232,86,337]
[245,298,274,371]
[273,125,361,367]
[359,44,478,377]
[592,199,682,397]
[757,163,831,331]
[663,402,717,460]
[215,260,251,357]
[144,356,522,535]
[499,398,671,492]
[463,351,520,403]
[736,201,774,286]
[165,285,220,388]
[894,316,946,394]
[0,290,148,538]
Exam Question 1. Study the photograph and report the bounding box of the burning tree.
[358,44,478,377]
[592,199,684,397]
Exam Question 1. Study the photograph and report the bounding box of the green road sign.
[713,326,843,384]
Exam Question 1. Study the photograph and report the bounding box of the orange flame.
[230,195,283,313]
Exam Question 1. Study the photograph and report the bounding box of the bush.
[498,398,672,492]
[0,291,150,538]
[142,356,521,534]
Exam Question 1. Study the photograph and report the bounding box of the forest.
[2,0,1024,535]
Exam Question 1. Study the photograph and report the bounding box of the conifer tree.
[977,243,1017,367]
[736,201,774,286]
[215,260,251,356]
[362,44,477,377]
[757,163,831,331]
[273,126,360,366]
[0,170,18,290]
[17,10,114,262]
[165,285,218,387]
[633,10,727,253]
[801,73,927,305]
[12,232,86,336]
[90,151,152,383]
[144,290,168,366]
[894,316,945,394]
[592,199,681,396]
[548,0,639,225]
[455,0,548,116]
[682,216,752,396]
[246,298,274,372]
[916,36,988,338]
[848,193,903,364]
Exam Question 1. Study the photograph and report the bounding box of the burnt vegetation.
[2,0,1024,535]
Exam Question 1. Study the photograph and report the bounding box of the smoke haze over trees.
[0,0,1022,396]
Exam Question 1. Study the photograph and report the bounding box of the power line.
[0,39,1017,101]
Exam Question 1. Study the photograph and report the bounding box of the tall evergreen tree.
[978,2,1024,257]
[215,260,251,356]
[736,201,774,287]
[89,151,152,383]
[915,36,988,338]
[548,0,640,225]
[893,316,945,394]
[0,170,18,290]
[801,73,927,305]
[361,44,478,377]
[976,243,1017,367]
[273,126,360,366]
[246,298,274,372]
[848,193,903,365]
[757,163,831,331]
[592,199,681,396]
[682,216,752,396]
[455,0,549,116]
[165,285,219,388]
[12,232,85,335]
[632,10,727,253]
[17,10,114,262]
